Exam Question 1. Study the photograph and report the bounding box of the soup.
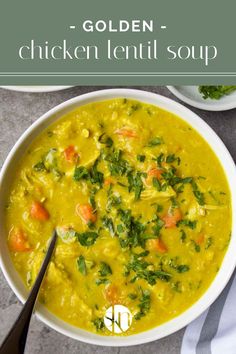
[5,99,231,335]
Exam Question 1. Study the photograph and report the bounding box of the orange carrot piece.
[147,238,168,253]
[76,203,97,224]
[64,145,78,163]
[30,201,50,221]
[8,228,31,252]
[162,208,182,228]
[148,168,163,179]
[145,168,163,186]
[105,284,119,304]
[115,128,137,138]
[196,234,205,245]
[104,178,115,186]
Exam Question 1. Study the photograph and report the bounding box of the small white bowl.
[167,86,236,111]
[0,89,236,346]
[0,86,72,93]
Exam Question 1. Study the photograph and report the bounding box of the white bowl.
[1,89,236,347]
[0,86,72,93]
[167,86,236,111]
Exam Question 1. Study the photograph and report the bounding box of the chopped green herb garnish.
[166,154,181,165]
[99,262,112,277]
[177,265,190,273]
[171,281,182,293]
[77,255,87,275]
[76,232,98,246]
[117,182,127,187]
[148,137,163,147]
[180,229,187,242]
[95,278,110,285]
[105,149,131,177]
[134,289,151,320]
[102,216,115,236]
[180,177,193,184]
[156,204,163,213]
[126,253,172,285]
[117,209,147,249]
[93,317,105,331]
[89,160,104,187]
[198,176,206,180]
[33,161,46,172]
[170,197,178,209]
[152,177,161,191]
[116,224,124,234]
[74,160,104,187]
[137,154,146,162]
[177,219,197,229]
[156,153,165,167]
[205,237,213,249]
[98,133,113,147]
[127,171,145,200]
[89,195,96,210]
[106,192,122,211]
[34,149,64,180]
[191,180,205,205]
[152,217,164,236]
[199,85,236,100]
[74,166,89,181]
[191,240,201,252]
[127,104,140,115]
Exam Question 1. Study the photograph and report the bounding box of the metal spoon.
[0,230,58,354]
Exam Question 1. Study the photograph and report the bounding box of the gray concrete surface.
[0,86,235,354]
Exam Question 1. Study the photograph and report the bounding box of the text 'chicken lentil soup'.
[6,98,231,336]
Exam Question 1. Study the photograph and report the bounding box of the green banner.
[0,0,235,84]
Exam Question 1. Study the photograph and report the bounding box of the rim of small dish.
[0,86,72,93]
[167,85,236,111]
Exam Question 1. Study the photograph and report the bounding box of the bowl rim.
[0,88,236,347]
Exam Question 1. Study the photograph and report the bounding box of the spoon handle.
[0,230,57,354]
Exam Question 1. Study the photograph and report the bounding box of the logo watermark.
[104,305,132,334]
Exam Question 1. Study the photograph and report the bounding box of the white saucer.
[167,86,236,111]
[0,86,72,93]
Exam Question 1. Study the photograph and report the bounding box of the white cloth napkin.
[181,272,236,354]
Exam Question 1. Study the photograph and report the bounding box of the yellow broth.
[5,99,231,335]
